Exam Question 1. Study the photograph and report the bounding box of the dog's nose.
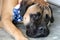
[37,27,49,37]
[39,27,44,31]
[26,27,49,38]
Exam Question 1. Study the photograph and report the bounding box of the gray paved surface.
[0,5,60,40]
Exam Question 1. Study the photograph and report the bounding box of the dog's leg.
[0,21,3,28]
[0,0,1,16]
[1,0,28,40]
[18,0,22,4]
[0,0,3,28]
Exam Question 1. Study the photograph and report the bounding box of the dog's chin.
[26,29,49,38]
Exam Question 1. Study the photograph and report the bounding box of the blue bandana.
[13,4,23,23]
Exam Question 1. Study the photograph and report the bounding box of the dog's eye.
[30,14,35,18]
[44,14,50,23]
[30,12,41,20]
[46,14,50,19]
[35,12,42,20]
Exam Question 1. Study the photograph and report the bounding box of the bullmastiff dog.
[0,0,54,40]
[19,0,54,38]
[23,4,54,38]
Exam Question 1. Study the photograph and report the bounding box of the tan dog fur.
[0,0,28,40]
[23,4,42,25]
[0,0,50,40]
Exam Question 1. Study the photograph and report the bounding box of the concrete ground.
[0,5,60,40]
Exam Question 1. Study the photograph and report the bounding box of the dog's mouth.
[26,26,49,38]
[26,30,49,38]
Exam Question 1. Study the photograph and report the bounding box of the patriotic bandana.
[13,4,23,23]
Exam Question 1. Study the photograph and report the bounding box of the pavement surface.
[0,5,60,40]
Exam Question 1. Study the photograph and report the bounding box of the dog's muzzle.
[26,23,49,38]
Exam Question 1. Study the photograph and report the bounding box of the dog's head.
[23,4,54,38]
[20,0,54,38]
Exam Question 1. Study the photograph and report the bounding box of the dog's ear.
[20,0,34,17]
[20,0,28,17]
[49,6,54,23]
[50,15,54,23]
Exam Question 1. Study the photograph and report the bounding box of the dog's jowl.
[23,4,54,38]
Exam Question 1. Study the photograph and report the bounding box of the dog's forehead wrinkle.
[27,4,42,13]
[30,12,41,16]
